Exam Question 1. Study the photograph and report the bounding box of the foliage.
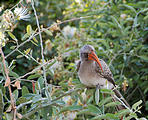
[0,0,148,119]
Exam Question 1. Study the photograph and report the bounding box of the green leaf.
[99,97,112,106]
[31,40,38,46]
[26,25,32,35]
[0,90,4,118]
[120,4,137,14]
[27,74,41,80]
[87,104,102,115]
[45,89,52,102]
[24,48,31,55]
[100,89,114,94]
[32,95,42,103]
[44,29,53,36]
[41,106,52,118]
[139,56,148,61]
[10,46,16,50]
[105,101,121,107]
[95,88,99,105]
[23,93,36,99]
[9,70,19,78]
[87,95,93,104]
[91,113,118,120]
[111,16,122,30]
[21,33,29,41]
[77,109,91,115]
[33,37,38,43]
[13,89,18,100]
[22,86,29,96]
[16,55,23,59]
[116,109,131,117]
[8,32,17,41]
[59,105,82,114]
[38,77,44,89]
[132,100,142,110]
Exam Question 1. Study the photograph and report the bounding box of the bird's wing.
[76,60,81,72]
[95,59,116,86]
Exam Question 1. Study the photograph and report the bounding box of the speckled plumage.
[77,59,114,89]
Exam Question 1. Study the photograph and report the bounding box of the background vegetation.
[0,0,148,119]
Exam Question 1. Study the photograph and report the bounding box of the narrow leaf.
[26,25,32,35]
[8,32,17,41]
[27,74,40,80]
[87,104,102,114]
[132,100,142,110]
[44,29,53,36]
[0,90,4,118]
[105,101,121,107]
[22,86,29,96]
[13,89,18,100]
[95,88,99,105]
[59,105,82,114]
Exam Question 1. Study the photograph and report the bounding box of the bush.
[0,0,148,119]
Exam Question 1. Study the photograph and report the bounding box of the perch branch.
[114,94,132,112]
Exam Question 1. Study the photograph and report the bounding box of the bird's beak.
[88,51,103,72]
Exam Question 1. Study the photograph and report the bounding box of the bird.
[77,45,130,110]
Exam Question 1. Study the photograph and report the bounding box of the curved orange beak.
[88,51,103,73]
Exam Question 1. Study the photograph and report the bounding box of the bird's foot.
[96,84,103,89]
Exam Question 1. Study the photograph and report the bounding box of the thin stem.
[114,94,132,112]
[10,59,53,84]
[0,47,16,120]
[10,0,24,10]
[31,0,47,88]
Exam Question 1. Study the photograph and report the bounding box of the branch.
[0,47,17,120]
[31,0,47,87]
[114,94,132,112]
[10,59,53,84]
[20,88,81,119]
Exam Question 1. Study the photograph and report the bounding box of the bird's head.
[80,45,103,72]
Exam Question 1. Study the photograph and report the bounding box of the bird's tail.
[112,89,130,111]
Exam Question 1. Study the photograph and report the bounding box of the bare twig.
[31,0,47,88]
[114,94,132,112]
[17,100,33,110]
[10,59,53,84]
[10,79,36,84]
[0,47,17,120]
[10,0,24,10]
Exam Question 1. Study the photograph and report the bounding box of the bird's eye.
[81,53,88,58]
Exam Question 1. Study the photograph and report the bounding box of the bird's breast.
[78,61,113,89]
